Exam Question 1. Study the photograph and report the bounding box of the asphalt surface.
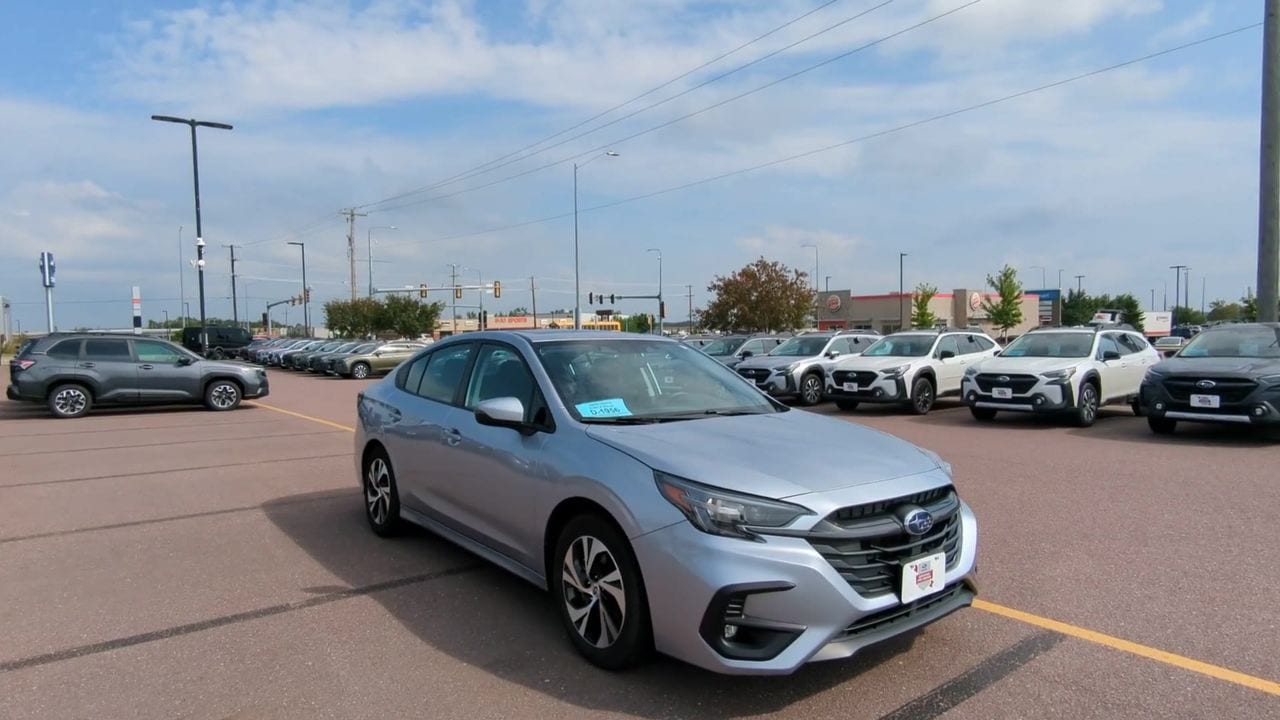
[1,367,1277,719]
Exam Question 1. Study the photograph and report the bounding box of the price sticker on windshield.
[576,398,633,417]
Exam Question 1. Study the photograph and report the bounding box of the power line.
[369,0,978,216]
[359,0,895,212]
[378,22,1261,250]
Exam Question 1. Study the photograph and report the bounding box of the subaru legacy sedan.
[354,331,977,674]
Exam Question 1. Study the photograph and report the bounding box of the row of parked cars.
[695,323,1280,437]
[242,337,429,379]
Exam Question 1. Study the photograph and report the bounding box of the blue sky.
[0,0,1268,331]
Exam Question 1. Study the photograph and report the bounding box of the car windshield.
[536,339,782,422]
[1001,332,1094,358]
[1179,326,1280,358]
[352,343,377,353]
[769,336,831,356]
[861,335,936,357]
[700,338,745,355]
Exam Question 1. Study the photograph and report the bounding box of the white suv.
[826,330,1000,414]
[961,326,1160,426]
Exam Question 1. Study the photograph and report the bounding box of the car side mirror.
[992,350,1001,357]
[475,397,533,434]
[739,351,753,358]
[177,356,193,366]
[1102,350,1121,361]
[374,351,382,357]
[826,351,840,359]
[939,350,957,360]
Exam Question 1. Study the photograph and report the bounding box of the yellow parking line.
[245,401,355,433]
[974,599,1280,697]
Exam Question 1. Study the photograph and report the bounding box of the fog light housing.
[873,389,883,398]
[723,624,738,639]
[1155,402,1165,411]
[966,392,977,402]
[1254,405,1268,417]
[1033,396,1044,405]
[699,582,805,661]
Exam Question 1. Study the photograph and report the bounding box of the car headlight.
[1142,367,1166,384]
[654,471,812,540]
[777,362,800,373]
[881,365,909,378]
[1261,374,1280,386]
[1041,367,1076,381]
[920,448,953,477]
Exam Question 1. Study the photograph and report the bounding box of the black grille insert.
[974,373,1039,394]
[832,370,878,387]
[1163,377,1257,403]
[836,583,966,640]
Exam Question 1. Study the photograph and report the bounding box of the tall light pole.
[177,225,186,329]
[1057,268,1064,291]
[151,114,233,355]
[899,252,908,330]
[1075,274,1086,293]
[366,225,397,297]
[647,248,663,334]
[1258,0,1280,322]
[1029,265,1046,288]
[288,241,309,336]
[1170,264,1187,326]
[825,275,832,292]
[802,243,819,329]
[573,151,619,330]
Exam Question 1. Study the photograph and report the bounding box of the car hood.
[967,356,1082,374]
[736,354,816,370]
[585,410,941,499]
[197,360,255,374]
[835,355,926,371]
[1154,356,1280,376]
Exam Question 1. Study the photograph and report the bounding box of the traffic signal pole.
[1259,0,1280,321]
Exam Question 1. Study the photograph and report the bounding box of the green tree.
[910,283,939,328]
[1207,300,1241,322]
[623,313,652,333]
[1061,289,1095,326]
[1112,293,1145,332]
[980,264,1023,337]
[381,295,442,338]
[1241,292,1258,322]
[700,258,812,332]
[1171,305,1206,326]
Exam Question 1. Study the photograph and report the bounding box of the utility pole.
[178,225,186,329]
[898,252,908,330]
[448,264,459,334]
[687,284,693,331]
[1201,275,1206,316]
[1259,0,1280,322]
[1075,275,1085,293]
[224,244,240,324]
[530,276,537,328]
[1170,265,1187,326]
[647,248,663,335]
[343,208,367,301]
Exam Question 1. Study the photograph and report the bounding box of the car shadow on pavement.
[263,490,920,719]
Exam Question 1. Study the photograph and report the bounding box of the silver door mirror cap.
[475,397,526,428]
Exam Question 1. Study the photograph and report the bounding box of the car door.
[371,344,415,374]
[80,338,139,403]
[132,339,201,402]
[434,342,552,569]
[1096,333,1128,401]
[1116,333,1156,395]
[933,335,965,393]
[381,343,475,522]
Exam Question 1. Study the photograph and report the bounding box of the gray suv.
[7,333,269,418]
[700,334,786,369]
[735,332,880,405]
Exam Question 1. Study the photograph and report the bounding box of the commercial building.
[815,289,1043,337]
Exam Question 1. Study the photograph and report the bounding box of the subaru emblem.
[1196,379,1216,390]
[996,375,1010,383]
[902,508,934,536]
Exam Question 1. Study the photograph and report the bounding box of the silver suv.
[700,334,786,369]
[735,331,880,405]
[7,333,268,418]
[355,331,977,675]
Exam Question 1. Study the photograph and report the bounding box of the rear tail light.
[14,359,36,370]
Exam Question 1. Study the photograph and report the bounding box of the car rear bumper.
[6,383,19,401]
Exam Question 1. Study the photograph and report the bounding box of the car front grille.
[974,373,1039,394]
[809,488,962,599]
[1163,377,1257,403]
[737,368,772,382]
[832,370,878,387]
[834,583,966,640]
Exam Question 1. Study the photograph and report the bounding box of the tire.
[835,399,860,411]
[204,379,242,411]
[970,406,997,421]
[1130,398,1143,416]
[48,383,92,419]
[210,346,225,360]
[552,515,652,671]
[909,377,935,415]
[797,373,823,406]
[362,447,402,537]
[1148,416,1177,435]
[351,362,372,380]
[1074,381,1099,428]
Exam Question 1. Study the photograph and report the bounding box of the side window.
[416,344,475,404]
[397,353,429,394]
[1098,335,1122,358]
[830,338,853,354]
[1118,334,1147,354]
[134,341,184,363]
[742,340,765,355]
[936,336,961,358]
[46,340,82,359]
[464,345,541,423]
[84,339,132,361]
[971,336,995,352]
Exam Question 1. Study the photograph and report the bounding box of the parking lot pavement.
[1,372,1277,719]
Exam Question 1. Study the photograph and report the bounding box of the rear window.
[84,339,132,360]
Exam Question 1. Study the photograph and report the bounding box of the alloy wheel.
[53,388,87,416]
[1079,385,1098,426]
[913,383,934,414]
[801,375,822,405]
[352,363,370,379]
[561,535,627,649]
[365,457,392,526]
[209,383,239,410]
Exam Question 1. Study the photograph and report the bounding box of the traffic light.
[492,280,501,299]
[481,310,488,329]
[419,283,428,298]
[303,288,311,303]
[610,294,616,304]
[454,286,463,300]
[659,301,666,319]
[588,292,594,305]
[261,312,268,327]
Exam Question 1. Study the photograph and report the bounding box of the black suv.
[181,326,252,359]
[1140,323,1280,436]
[7,333,269,418]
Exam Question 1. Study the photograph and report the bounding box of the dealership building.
[815,289,1045,337]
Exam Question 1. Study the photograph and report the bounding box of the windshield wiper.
[580,417,666,425]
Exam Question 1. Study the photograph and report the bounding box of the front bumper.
[739,371,798,397]
[1141,379,1280,426]
[826,375,907,404]
[961,377,1073,413]
[631,501,978,675]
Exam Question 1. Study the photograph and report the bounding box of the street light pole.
[647,248,663,334]
[177,225,186,329]
[366,225,397,297]
[803,243,819,329]
[1258,0,1280,321]
[151,114,233,355]
[1075,275,1085,293]
[1170,264,1187,326]
[288,241,309,335]
[899,252,908,330]
[825,275,831,292]
[1029,265,1046,288]
[1057,268,1064,291]
[572,151,619,330]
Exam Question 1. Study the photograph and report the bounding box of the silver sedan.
[354,331,977,674]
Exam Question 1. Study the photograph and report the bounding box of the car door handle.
[139,364,155,370]
[78,362,95,368]
[444,428,462,447]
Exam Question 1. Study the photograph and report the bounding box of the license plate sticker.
[842,382,859,392]
[901,552,947,603]
[1190,394,1220,409]
[992,387,1013,399]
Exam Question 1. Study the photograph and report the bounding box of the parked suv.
[7,333,268,418]
[700,334,786,369]
[181,326,252,359]
[1140,323,1280,436]
[961,326,1159,427]
[827,330,1000,414]
[332,341,425,379]
[736,331,880,405]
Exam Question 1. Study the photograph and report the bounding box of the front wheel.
[797,373,823,406]
[351,362,371,380]
[363,448,402,536]
[210,347,225,360]
[552,515,652,671]
[970,406,997,421]
[1148,416,1177,435]
[1075,382,1099,428]
[204,380,242,411]
[909,377,935,415]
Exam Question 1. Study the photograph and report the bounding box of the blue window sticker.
[575,398,633,417]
